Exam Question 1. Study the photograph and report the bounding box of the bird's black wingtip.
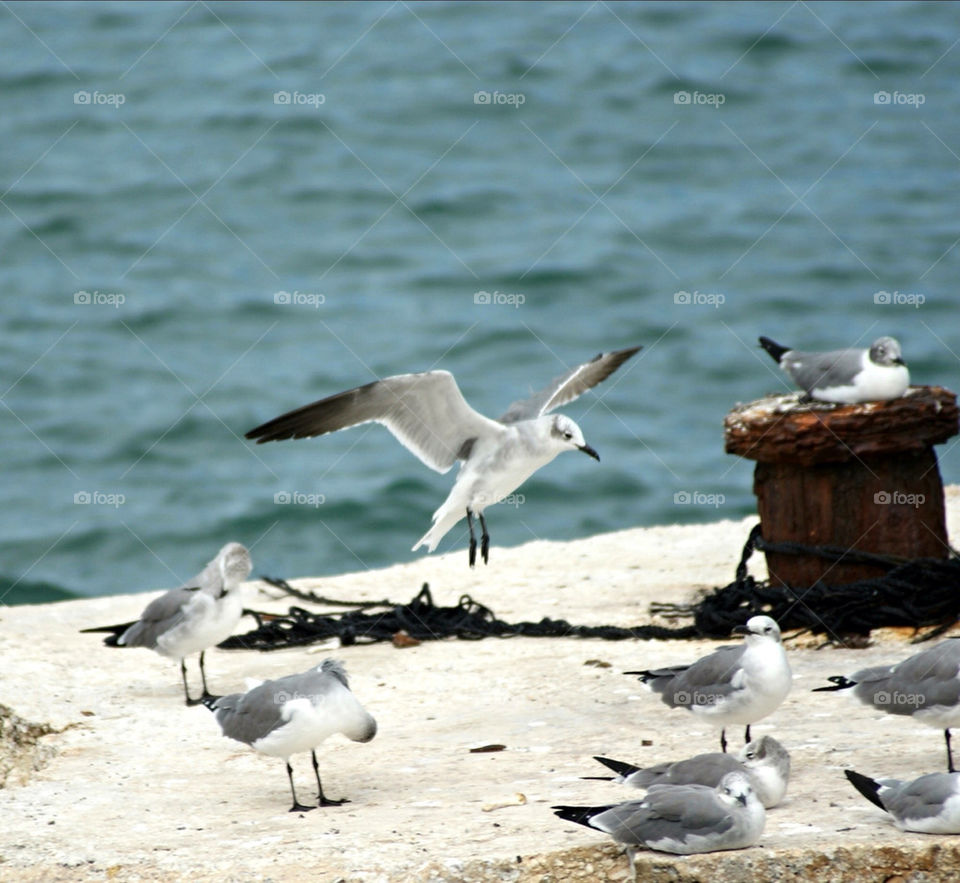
[200,694,222,712]
[844,769,885,810]
[812,675,856,693]
[758,336,789,363]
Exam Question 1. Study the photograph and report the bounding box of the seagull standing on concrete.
[814,638,960,772]
[203,659,377,812]
[245,346,641,566]
[81,542,251,705]
[553,771,765,878]
[758,335,909,403]
[588,735,791,808]
[626,616,792,753]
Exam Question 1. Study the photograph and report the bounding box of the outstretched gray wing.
[246,371,503,473]
[499,346,641,423]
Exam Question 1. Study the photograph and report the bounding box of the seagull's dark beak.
[578,444,600,462]
[731,624,752,637]
[892,357,906,366]
[737,793,748,806]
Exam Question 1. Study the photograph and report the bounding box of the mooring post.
[724,386,959,587]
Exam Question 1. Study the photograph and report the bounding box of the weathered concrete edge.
[420,841,960,883]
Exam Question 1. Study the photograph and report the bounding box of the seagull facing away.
[245,345,641,566]
[626,616,792,753]
[814,638,960,772]
[588,735,791,809]
[758,335,909,404]
[845,769,960,834]
[81,542,251,705]
[203,659,377,813]
[553,771,765,878]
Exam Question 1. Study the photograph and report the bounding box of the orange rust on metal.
[724,386,959,587]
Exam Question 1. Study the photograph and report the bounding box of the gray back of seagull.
[647,644,747,708]
[851,639,960,716]
[879,773,960,822]
[629,753,742,789]
[591,783,736,847]
[211,660,351,746]
[780,347,866,394]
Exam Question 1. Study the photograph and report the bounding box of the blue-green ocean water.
[2,1,959,603]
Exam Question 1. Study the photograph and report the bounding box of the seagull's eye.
[563,432,573,440]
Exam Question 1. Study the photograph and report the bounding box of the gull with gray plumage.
[626,616,792,753]
[203,659,376,812]
[814,638,960,772]
[845,769,960,833]
[81,542,251,705]
[553,771,765,878]
[588,735,790,808]
[245,346,641,566]
[759,335,909,403]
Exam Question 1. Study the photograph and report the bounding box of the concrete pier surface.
[3,487,960,882]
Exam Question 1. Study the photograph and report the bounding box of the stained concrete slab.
[3,488,960,881]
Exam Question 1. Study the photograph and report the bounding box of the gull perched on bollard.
[245,346,641,566]
[845,769,960,833]
[814,638,960,772]
[626,616,792,753]
[758,335,909,403]
[588,735,791,808]
[81,542,251,705]
[553,771,765,879]
[203,659,377,812]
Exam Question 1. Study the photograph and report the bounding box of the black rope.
[219,525,960,651]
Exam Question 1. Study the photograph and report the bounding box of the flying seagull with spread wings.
[245,345,641,566]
